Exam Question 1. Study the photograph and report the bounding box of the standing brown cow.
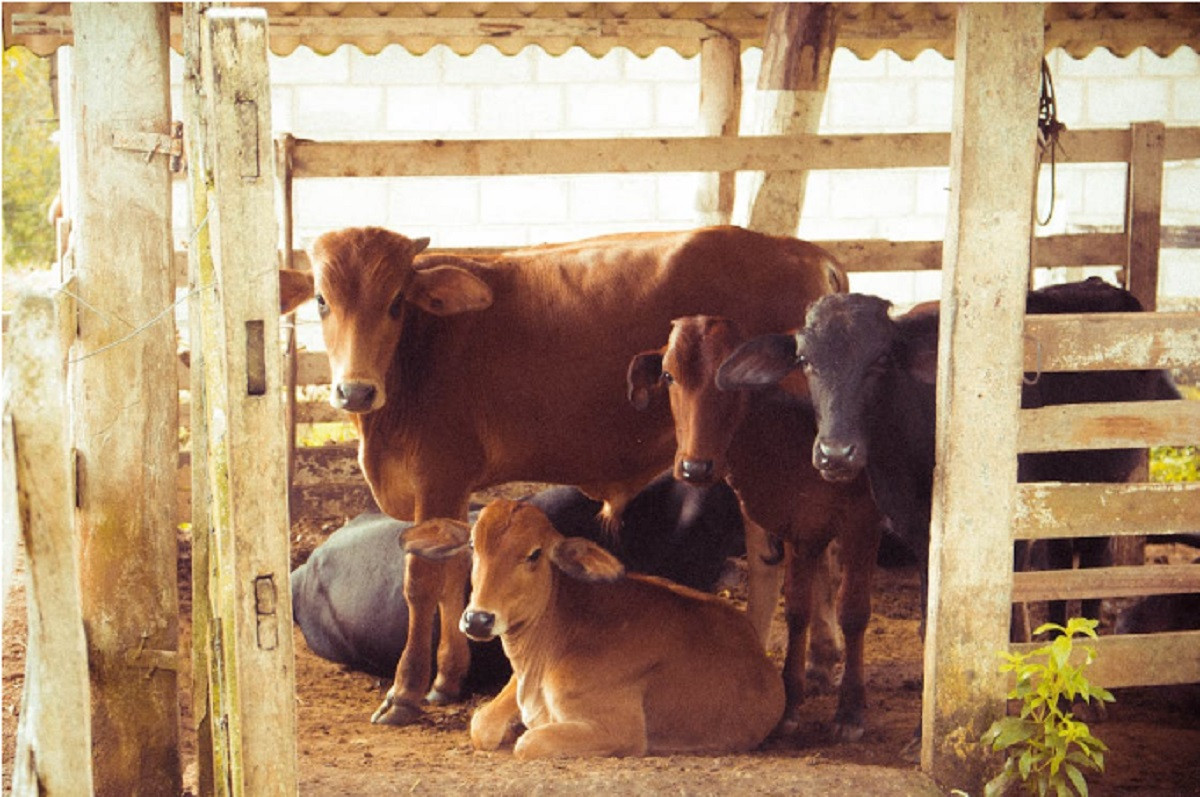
[279,225,842,725]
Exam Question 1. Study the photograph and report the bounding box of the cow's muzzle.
[460,610,496,641]
[813,438,863,483]
[331,380,380,413]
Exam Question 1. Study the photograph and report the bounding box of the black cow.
[291,472,744,683]
[717,278,1181,633]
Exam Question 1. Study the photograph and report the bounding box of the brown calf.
[402,499,785,758]
[279,226,842,725]
[628,316,883,740]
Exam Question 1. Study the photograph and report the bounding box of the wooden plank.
[1012,564,1200,602]
[921,5,1043,789]
[746,3,837,236]
[1018,399,1200,453]
[289,127,1200,179]
[1010,631,1200,689]
[6,292,94,797]
[1015,482,1200,540]
[67,6,181,794]
[1024,311,1200,372]
[200,9,298,795]
[696,35,740,226]
[1125,122,1165,311]
[291,133,952,177]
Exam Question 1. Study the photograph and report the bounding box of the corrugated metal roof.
[4,3,1198,60]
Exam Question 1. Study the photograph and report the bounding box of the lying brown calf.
[402,499,784,759]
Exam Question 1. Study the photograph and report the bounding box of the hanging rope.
[1035,58,1067,226]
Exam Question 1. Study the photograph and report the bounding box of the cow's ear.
[549,538,626,583]
[399,518,471,561]
[626,351,664,411]
[904,347,939,385]
[715,333,798,391]
[408,265,494,316]
[279,269,314,314]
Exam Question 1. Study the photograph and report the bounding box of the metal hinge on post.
[111,121,185,172]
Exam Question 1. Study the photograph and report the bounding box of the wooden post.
[922,4,1043,791]
[198,9,299,794]
[68,5,182,794]
[183,3,221,794]
[276,133,300,520]
[697,36,741,225]
[745,3,837,236]
[6,292,94,796]
[1113,121,1165,568]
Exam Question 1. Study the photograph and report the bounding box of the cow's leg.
[429,548,472,703]
[778,540,818,735]
[470,675,523,751]
[1044,538,1074,629]
[372,551,443,725]
[831,516,881,742]
[805,539,844,693]
[1077,536,1111,625]
[514,698,647,760]
[743,516,784,647]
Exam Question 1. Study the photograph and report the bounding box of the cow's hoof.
[370,695,422,726]
[773,708,802,737]
[425,687,460,705]
[805,662,844,695]
[830,720,864,742]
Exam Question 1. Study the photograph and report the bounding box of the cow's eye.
[388,295,403,320]
[661,371,675,386]
[526,548,542,564]
[315,293,329,319]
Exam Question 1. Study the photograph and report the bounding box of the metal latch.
[111,121,185,172]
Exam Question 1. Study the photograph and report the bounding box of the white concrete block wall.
[170,42,1198,304]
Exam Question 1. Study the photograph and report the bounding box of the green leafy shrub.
[3,48,59,269]
[981,617,1115,797]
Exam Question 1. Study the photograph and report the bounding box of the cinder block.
[914,79,953,131]
[1164,163,1200,218]
[1171,78,1200,122]
[831,49,888,79]
[1078,165,1129,223]
[824,79,917,132]
[386,86,476,133]
[1084,79,1170,125]
[296,86,386,134]
[478,84,565,132]
[624,48,698,83]
[480,176,571,224]
[443,44,536,85]
[901,50,954,80]
[351,43,444,85]
[655,83,700,131]
[271,87,295,133]
[915,169,951,216]
[295,178,390,229]
[534,47,625,83]
[568,174,659,222]
[388,178,481,227]
[656,173,705,222]
[1055,48,1138,79]
[270,45,351,85]
[828,170,918,218]
[565,84,655,130]
[1138,46,1200,78]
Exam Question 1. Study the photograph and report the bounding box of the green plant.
[981,617,1115,797]
[3,47,60,269]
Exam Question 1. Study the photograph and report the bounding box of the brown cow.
[628,316,883,740]
[401,499,785,758]
[279,225,842,725]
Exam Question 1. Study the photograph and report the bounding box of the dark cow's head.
[627,316,750,487]
[717,294,937,483]
[278,227,493,413]
[400,500,625,642]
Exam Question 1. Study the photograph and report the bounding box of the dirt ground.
[4,511,1199,796]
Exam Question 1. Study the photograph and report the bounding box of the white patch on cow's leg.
[805,540,845,694]
[743,517,783,647]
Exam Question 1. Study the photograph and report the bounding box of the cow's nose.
[332,381,377,413]
[679,458,714,484]
[815,439,858,468]
[460,610,496,641]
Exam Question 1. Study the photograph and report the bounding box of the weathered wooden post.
[182,3,222,794]
[745,3,837,235]
[922,4,1044,791]
[5,292,93,796]
[68,4,182,793]
[697,35,741,225]
[195,8,299,794]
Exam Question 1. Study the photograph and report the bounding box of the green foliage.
[982,617,1115,797]
[3,47,60,270]
[1151,445,1199,483]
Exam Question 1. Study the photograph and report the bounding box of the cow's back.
[429,226,839,493]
